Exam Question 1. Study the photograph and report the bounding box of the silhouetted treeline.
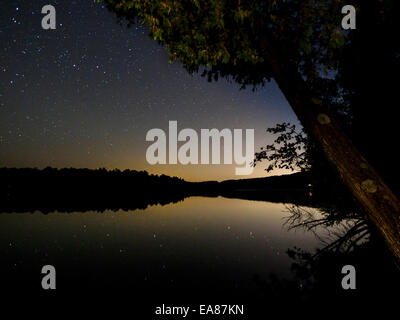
[192,172,315,205]
[0,167,189,213]
[0,167,314,213]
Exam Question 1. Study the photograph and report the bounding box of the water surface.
[0,196,324,297]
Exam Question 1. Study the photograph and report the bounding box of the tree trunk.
[256,23,400,265]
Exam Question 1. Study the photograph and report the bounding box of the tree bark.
[256,22,400,265]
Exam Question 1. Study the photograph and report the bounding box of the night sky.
[1,0,299,181]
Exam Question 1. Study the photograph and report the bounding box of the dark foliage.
[0,167,188,213]
[0,167,317,213]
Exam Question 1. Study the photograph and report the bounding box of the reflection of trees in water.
[262,204,400,314]
[284,204,369,255]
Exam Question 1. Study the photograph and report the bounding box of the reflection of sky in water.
[0,197,325,291]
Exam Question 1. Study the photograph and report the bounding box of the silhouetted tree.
[100,0,400,263]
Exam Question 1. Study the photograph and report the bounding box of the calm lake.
[0,196,325,298]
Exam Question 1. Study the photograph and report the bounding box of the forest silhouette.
[0,167,314,213]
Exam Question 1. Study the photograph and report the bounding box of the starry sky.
[0,0,300,181]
